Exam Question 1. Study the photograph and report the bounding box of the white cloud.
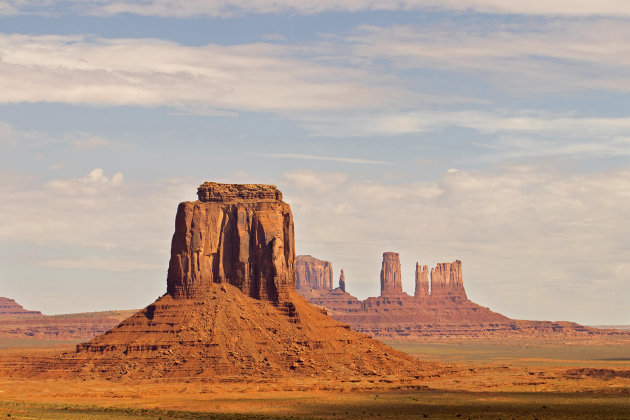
[73,136,109,149]
[346,21,630,94]
[284,166,630,324]
[263,153,391,165]
[39,256,162,271]
[0,34,396,113]
[4,0,630,17]
[0,168,194,252]
[299,110,630,143]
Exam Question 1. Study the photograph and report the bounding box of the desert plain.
[0,335,628,419]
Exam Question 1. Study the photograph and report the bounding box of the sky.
[1,1,629,325]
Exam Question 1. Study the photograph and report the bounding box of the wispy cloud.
[73,136,109,149]
[346,21,630,94]
[263,153,390,165]
[0,168,194,250]
[299,110,630,140]
[4,0,630,17]
[0,34,399,113]
[39,256,162,271]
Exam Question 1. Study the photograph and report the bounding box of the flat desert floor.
[0,337,628,419]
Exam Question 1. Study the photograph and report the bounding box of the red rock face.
[380,252,403,296]
[414,263,429,298]
[295,255,333,290]
[430,260,467,302]
[167,183,295,305]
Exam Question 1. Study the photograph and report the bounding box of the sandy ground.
[0,337,628,419]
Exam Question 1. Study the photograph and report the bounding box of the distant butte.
[0,297,42,317]
[297,253,627,339]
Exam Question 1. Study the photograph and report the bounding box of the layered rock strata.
[296,255,333,291]
[32,182,429,379]
[380,252,403,296]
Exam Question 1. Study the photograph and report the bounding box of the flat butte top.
[197,182,283,203]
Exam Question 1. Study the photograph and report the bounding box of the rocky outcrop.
[414,263,429,298]
[339,269,346,292]
[0,298,41,317]
[380,252,403,296]
[167,183,294,305]
[296,255,333,290]
[430,260,467,302]
[197,182,283,202]
[66,182,428,380]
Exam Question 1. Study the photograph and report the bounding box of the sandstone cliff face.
[339,269,346,292]
[380,252,403,296]
[296,255,333,290]
[166,183,295,305]
[414,263,429,298]
[430,260,467,302]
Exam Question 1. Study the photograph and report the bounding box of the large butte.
[39,182,430,380]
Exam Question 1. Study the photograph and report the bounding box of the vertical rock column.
[380,252,403,296]
[339,269,346,292]
[430,260,467,302]
[414,262,430,298]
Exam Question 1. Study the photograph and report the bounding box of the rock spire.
[339,269,346,292]
[380,252,403,296]
[414,263,429,298]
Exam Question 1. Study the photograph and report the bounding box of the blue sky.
[1,1,629,324]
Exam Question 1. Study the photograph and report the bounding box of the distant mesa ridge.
[296,253,626,339]
[0,297,41,317]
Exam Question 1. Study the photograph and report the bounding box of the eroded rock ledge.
[197,182,283,202]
